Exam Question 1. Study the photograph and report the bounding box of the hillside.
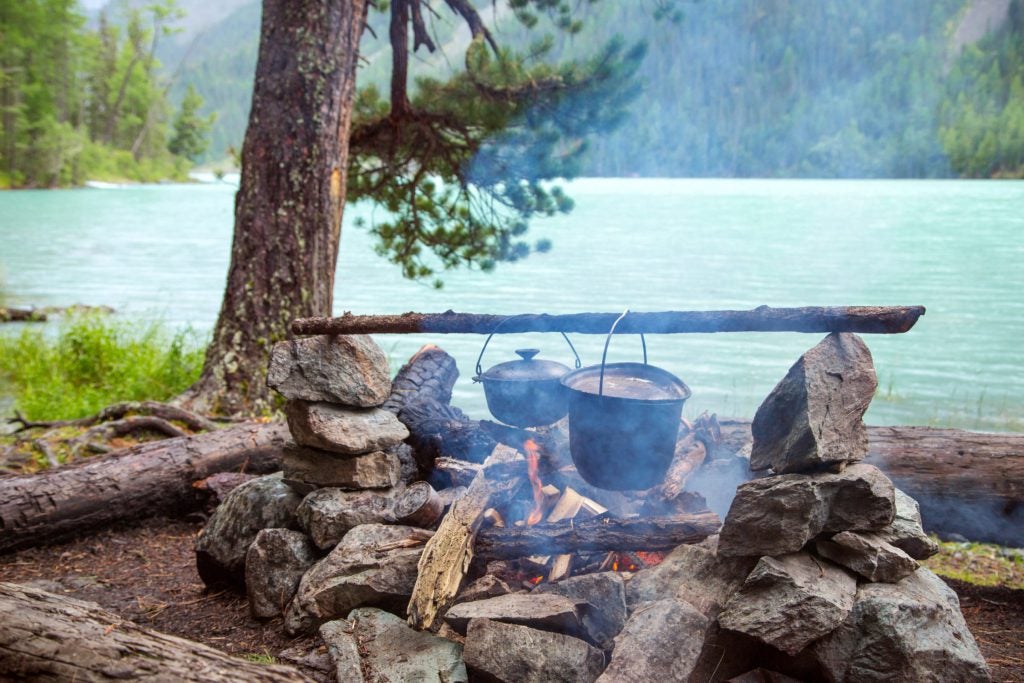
[167,0,1022,178]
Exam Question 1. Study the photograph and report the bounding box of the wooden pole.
[292,305,925,336]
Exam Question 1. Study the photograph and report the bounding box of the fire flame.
[524,439,545,526]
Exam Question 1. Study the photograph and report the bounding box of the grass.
[240,651,278,665]
[0,313,205,421]
[924,538,1024,590]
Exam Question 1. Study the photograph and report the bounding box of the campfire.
[190,306,991,683]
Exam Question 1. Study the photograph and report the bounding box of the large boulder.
[813,568,990,682]
[875,488,939,560]
[286,401,409,455]
[718,552,857,656]
[597,598,708,682]
[244,528,319,619]
[284,523,431,634]
[718,464,895,557]
[750,332,877,474]
[195,473,303,588]
[815,531,918,583]
[266,334,391,406]
[320,608,467,683]
[534,572,627,649]
[463,618,605,683]
[282,441,400,490]
[296,487,400,550]
[625,537,757,617]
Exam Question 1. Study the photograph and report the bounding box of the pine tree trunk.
[181,0,367,415]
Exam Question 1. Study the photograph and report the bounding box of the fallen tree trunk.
[475,512,722,559]
[0,422,288,554]
[292,305,926,336]
[718,420,1024,547]
[0,582,311,682]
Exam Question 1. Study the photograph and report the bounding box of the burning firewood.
[473,512,721,559]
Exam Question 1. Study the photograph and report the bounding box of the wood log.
[292,305,926,336]
[716,420,1024,547]
[407,444,525,631]
[474,512,722,559]
[382,344,460,414]
[0,582,311,682]
[0,422,288,554]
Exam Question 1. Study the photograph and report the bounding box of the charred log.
[293,306,926,336]
[0,422,288,554]
[474,512,722,559]
[0,582,311,682]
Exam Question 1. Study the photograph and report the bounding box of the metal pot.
[473,327,581,428]
[560,311,691,490]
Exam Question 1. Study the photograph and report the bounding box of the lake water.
[1,178,1022,431]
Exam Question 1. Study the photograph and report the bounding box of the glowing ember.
[635,551,666,567]
[524,439,545,526]
[529,575,544,585]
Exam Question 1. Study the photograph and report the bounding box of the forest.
[0,0,213,188]
[3,0,1024,186]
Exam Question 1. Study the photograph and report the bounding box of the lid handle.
[515,348,540,361]
[475,316,582,375]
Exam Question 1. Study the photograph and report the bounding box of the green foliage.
[0,314,204,421]
[347,2,648,285]
[169,84,215,160]
[939,0,1024,177]
[0,0,208,187]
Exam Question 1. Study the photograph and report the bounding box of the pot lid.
[478,348,571,382]
[561,362,691,402]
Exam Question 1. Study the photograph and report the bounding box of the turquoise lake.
[1,178,1022,430]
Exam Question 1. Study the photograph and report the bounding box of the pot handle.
[474,315,582,377]
[598,309,648,397]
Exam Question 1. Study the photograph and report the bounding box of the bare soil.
[0,517,1021,681]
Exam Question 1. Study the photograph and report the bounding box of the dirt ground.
[0,517,1022,681]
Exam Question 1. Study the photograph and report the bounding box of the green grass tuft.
[0,314,205,421]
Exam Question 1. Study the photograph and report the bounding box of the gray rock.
[195,473,303,588]
[267,334,391,406]
[816,531,918,583]
[597,598,708,683]
[718,552,857,656]
[285,523,432,635]
[625,537,757,618]
[444,593,583,637]
[296,486,399,549]
[245,528,319,619]
[535,572,626,650]
[454,574,512,606]
[750,333,877,474]
[282,441,400,490]
[875,488,939,560]
[320,608,467,683]
[286,401,409,455]
[813,568,990,682]
[463,618,605,683]
[718,464,895,557]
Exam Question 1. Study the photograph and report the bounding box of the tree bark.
[0,582,312,682]
[0,422,288,554]
[474,512,721,559]
[180,0,368,415]
[292,305,926,336]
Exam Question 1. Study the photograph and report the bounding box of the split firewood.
[474,512,722,559]
[0,582,312,682]
[545,487,607,581]
[407,444,526,631]
[394,481,444,528]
